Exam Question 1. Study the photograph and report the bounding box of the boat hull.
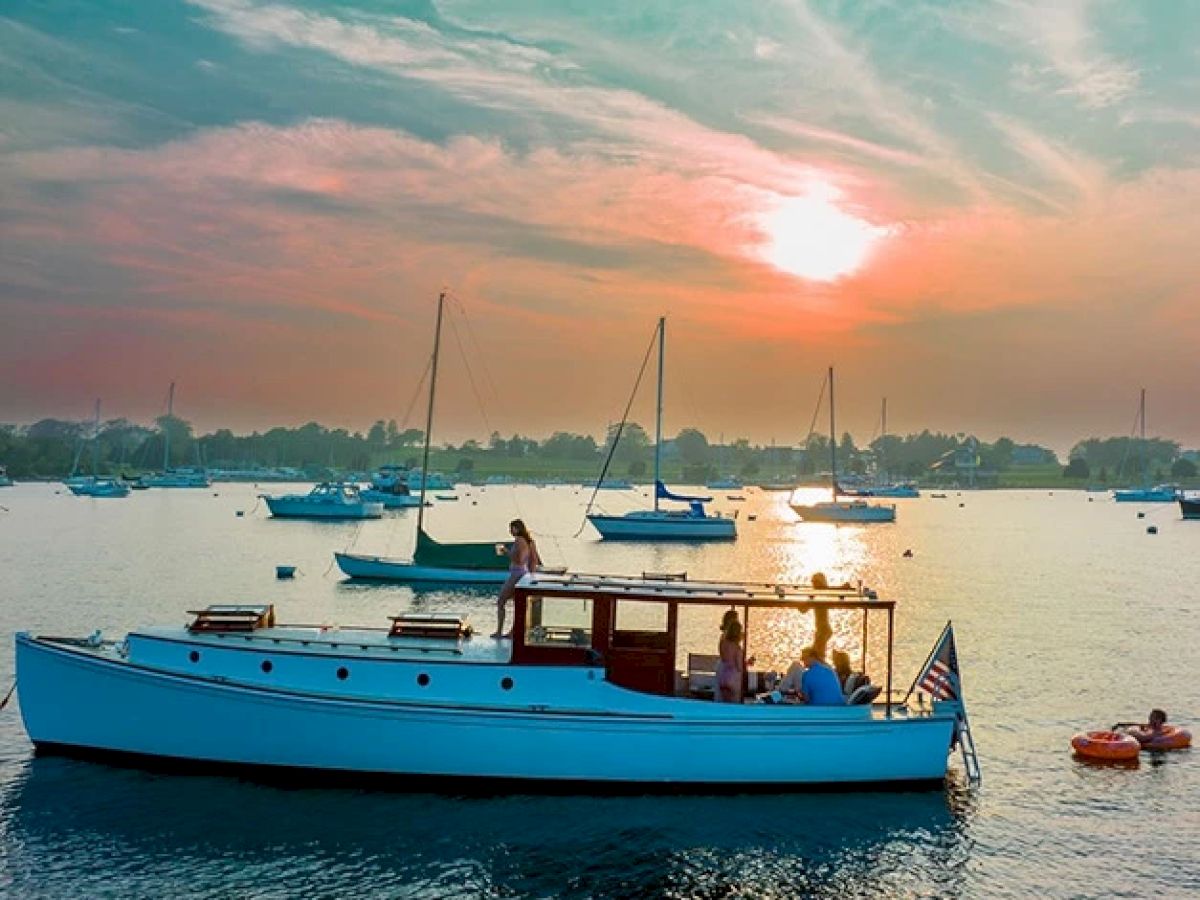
[588,513,737,540]
[16,634,954,789]
[790,502,896,523]
[1181,498,1200,520]
[1113,488,1177,503]
[360,489,422,509]
[68,482,130,498]
[265,497,383,519]
[334,552,511,583]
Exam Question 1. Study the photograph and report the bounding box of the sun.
[760,190,890,281]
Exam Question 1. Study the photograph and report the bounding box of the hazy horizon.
[3,2,1199,452]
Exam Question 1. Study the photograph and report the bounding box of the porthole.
[417,673,431,687]
[336,666,349,681]
[261,660,273,674]
[189,650,200,663]
[500,677,514,691]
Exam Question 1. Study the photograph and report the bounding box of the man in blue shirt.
[800,646,846,706]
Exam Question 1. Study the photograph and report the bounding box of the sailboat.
[586,318,736,540]
[843,398,919,498]
[68,400,130,498]
[790,368,896,523]
[1112,389,1177,503]
[138,383,211,488]
[336,293,549,583]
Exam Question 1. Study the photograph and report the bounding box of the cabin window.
[614,600,668,633]
[524,595,593,648]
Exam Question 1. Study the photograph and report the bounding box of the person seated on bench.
[799,645,845,706]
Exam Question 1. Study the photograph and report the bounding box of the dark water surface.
[0,484,1196,898]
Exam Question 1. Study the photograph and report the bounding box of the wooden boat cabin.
[512,573,896,706]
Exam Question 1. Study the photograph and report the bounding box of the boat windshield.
[524,596,594,648]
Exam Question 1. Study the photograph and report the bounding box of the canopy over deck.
[518,572,889,611]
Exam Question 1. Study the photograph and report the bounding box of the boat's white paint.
[360,489,422,509]
[790,501,897,523]
[588,511,737,540]
[16,630,956,786]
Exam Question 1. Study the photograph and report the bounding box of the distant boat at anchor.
[586,318,736,541]
[136,383,211,488]
[263,482,383,519]
[336,292,560,583]
[791,368,896,524]
[1112,389,1177,503]
[360,465,423,509]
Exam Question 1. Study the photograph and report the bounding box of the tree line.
[5,414,1193,482]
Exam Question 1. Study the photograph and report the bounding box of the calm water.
[0,483,1196,898]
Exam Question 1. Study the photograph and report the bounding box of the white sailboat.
[1112,389,1178,503]
[138,383,211,488]
[840,399,919,498]
[67,400,130,498]
[791,368,896,523]
[336,293,547,583]
[587,318,736,541]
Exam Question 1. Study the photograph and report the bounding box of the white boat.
[1113,485,1179,503]
[14,576,974,790]
[138,467,211,489]
[64,400,129,498]
[361,465,423,508]
[705,476,743,490]
[588,318,736,541]
[138,383,211,488]
[1111,389,1175,503]
[791,368,896,524]
[68,479,130,498]
[334,293,560,582]
[263,482,383,519]
[407,470,454,491]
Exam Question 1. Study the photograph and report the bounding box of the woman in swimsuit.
[492,519,539,638]
[715,613,754,703]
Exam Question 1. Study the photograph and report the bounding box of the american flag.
[917,623,960,700]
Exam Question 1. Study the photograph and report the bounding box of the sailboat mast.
[881,397,887,481]
[1139,387,1146,486]
[828,367,837,499]
[91,398,101,476]
[416,293,446,533]
[164,381,175,472]
[653,316,665,513]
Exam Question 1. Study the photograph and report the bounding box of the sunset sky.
[3,1,1198,452]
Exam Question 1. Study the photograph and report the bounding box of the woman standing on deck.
[492,519,539,638]
[716,614,753,703]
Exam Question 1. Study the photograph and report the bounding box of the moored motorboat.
[263,482,383,519]
[1113,485,1178,503]
[0,465,13,487]
[361,466,423,508]
[68,479,130,498]
[137,467,211,489]
[15,576,972,790]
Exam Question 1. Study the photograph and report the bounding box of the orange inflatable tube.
[1071,730,1140,761]
[1128,725,1192,751]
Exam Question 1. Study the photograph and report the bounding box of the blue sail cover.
[655,480,713,504]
